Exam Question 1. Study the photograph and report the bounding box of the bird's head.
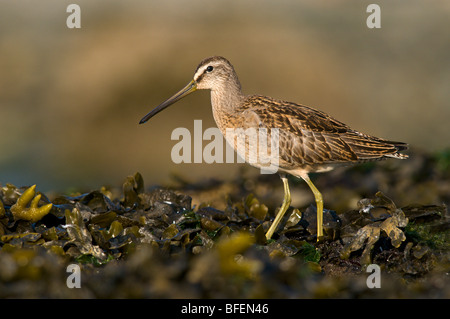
[139,56,239,124]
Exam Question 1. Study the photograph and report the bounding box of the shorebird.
[139,56,408,241]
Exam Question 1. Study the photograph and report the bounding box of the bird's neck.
[210,80,244,118]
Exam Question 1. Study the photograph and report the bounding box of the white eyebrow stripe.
[193,65,208,81]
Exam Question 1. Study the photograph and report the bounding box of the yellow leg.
[301,175,323,241]
[265,175,291,240]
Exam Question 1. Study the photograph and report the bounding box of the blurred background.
[0,0,449,192]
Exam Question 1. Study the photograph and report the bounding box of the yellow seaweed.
[341,198,409,264]
[340,224,380,262]
[380,209,408,248]
[10,185,53,223]
[216,232,261,278]
[0,199,5,218]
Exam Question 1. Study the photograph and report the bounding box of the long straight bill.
[139,80,197,124]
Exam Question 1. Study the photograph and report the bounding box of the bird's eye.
[206,66,213,72]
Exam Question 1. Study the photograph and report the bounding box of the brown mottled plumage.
[140,56,408,240]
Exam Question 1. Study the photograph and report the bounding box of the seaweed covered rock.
[0,150,449,298]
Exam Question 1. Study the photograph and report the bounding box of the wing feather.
[236,95,408,169]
